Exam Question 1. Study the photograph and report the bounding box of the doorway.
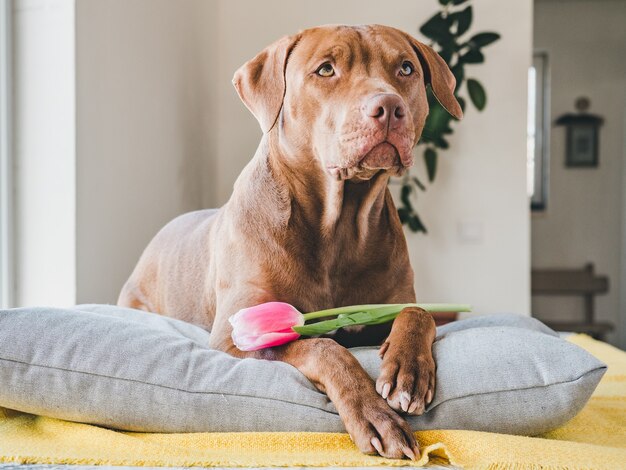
[530,0,626,347]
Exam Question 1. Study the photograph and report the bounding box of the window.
[0,0,13,308]
[527,52,550,211]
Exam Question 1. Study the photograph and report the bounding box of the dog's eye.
[316,63,335,77]
[399,61,414,76]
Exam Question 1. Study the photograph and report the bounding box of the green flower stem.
[294,303,471,336]
[301,303,471,321]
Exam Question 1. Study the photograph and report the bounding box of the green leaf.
[358,304,411,317]
[450,63,464,91]
[302,303,402,320]
[424,148,437,182]
[401,183,411,199]
[400,184,413,210]
[420,13,453,43]
[412,176,427,192]
[439,0,453,5]
[295,305,408,335]
[452,0,470,4]
[467,78,487,110]
[408,215,427,233]
[423,100,452,139]
[293,313,364,335]
[438,47,453,64]
[299,303,473,330]
[397,207,411,223]
[434,136,450,149]
[442,121,454,134]
[456,95,466,113]
[468,32,500,48]
[452,6,472,36]
[419,131,433,145]
[459,49,484,64]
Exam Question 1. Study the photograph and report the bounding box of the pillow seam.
[0,356,339,416]
[1,357,605,417]
[426,365,607,413]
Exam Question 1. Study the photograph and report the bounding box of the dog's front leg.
[209,299,419,460]
[376,307,436,416]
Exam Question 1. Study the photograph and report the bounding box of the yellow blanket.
[1,334,625,470]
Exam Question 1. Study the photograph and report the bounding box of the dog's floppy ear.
[232,34,300,133]
[406,36,463,120]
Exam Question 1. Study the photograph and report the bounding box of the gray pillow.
[0,304,606,436]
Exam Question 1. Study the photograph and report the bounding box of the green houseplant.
[397,0,500,233]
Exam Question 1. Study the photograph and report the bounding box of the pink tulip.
[229,301,304,351]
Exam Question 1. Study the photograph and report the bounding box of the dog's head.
[233,24,462,182]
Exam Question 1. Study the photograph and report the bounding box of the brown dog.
[118,24,462,459]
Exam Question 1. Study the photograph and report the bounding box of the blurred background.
[0,0,624,348]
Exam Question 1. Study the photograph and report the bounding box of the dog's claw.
[400,392,410,412]
[426,389,433,404]
[402,445,417,460]
[408,400,418,414]
[381,382,391,399]
[371,436,383,455]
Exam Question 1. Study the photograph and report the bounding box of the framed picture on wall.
[566,124,599,167]
[555,97,603,169]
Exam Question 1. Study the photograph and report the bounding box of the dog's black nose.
[364,93,406,129]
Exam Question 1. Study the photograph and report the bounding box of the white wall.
[532,0,626,345]
[13,0,532,315]
[13,0,214,306]
[13,0,76,306]
[74,0,213,304]
[209,0,532,315]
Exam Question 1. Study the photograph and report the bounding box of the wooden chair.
[531,263,612,340]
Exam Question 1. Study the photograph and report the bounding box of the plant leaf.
[435,136,449,149]
[301,303,472,325]
[420,13,453,43]
[452,0,470,4]
[456,95,466,113]
[408,214,427,233]
[423,100,451,139]
[450,63,464,91]
[412,176,427,191]
[295,305,408,335]
[468,32,500,48]
[438,47,453,64]
[424,148,437,182]
[397,206,410,223]
[302,303,405,320]
[293,314,363,335]
[400,184,413,210]
[453,6,472,36]
[459,48,484,64]
[467,78,487,110]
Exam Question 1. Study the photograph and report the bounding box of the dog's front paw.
[342,394,418,460]
[375,339,435,416]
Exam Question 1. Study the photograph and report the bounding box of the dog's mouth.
[359,142,401,170]
[326,141,410,181]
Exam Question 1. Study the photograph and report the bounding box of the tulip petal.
[229,302,305,351]
[229,302,304,336]
[233,331,301,351]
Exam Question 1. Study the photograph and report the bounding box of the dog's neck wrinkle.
[267,131,341,235]
[267,132,391,239]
